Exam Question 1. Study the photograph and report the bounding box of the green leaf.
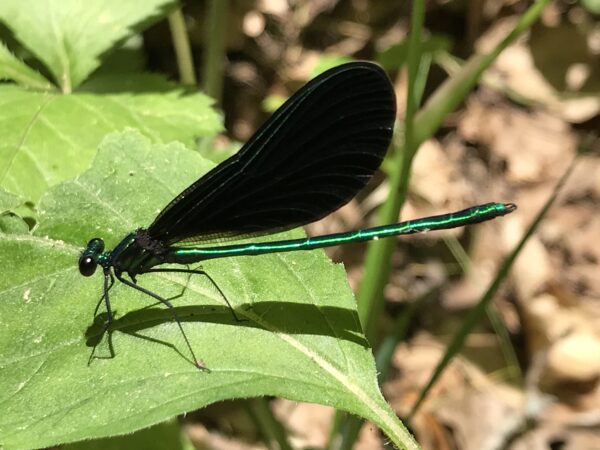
[81,73,184,93]
[0,131,412,449]
[0,188,23,212]
[0,188,28,233]
[376,34,452,71]
[0,41,54,90]
[0,213,29,234]
[0,82,222,202]
[90,35,147,79]
[582,0,600,14]
[310,55,354,77]
[262,94,288,113]
[0,0,177,92]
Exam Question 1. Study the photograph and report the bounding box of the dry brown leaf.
[411,140,472,207]
[505,216,552,300]
[476,13,600,122]
[387,337,526,450]
[546,331,600,383]
[272,400,333,448]
[458,97,576,184]
[510,428,600,450]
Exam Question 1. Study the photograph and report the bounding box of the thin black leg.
[94,270,115,319]
[145,268,245,322]
[88,270,116,365]
[115,272,206,370]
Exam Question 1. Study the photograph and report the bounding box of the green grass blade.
[244,399,293,450]
[408,147,583,419]
[413,0,551,145]
[168,8,197,85]
[340,3,428,450]
[357,0,550,381]
[202,0,229,103]
[357,0,427,348]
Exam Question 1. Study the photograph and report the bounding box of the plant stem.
[202,0,228,102]
[168,8,196,85]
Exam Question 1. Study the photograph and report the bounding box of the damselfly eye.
[87,238,105,253]
[79,255,97,277]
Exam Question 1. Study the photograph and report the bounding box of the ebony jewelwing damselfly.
[79,62,516,368]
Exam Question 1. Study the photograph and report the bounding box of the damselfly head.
[79,238,105,277]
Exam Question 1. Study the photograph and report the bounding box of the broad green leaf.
[0,188,28,233]
[0,188,23,212]
[0,131,413,449]
[0,0,177,92]
[0,41,54,90]
[80,73,183,94]
[89,35,147,80]
[0,83,222,202]
[0,213,28,234]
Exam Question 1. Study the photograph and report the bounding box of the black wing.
[148,62,396,245]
